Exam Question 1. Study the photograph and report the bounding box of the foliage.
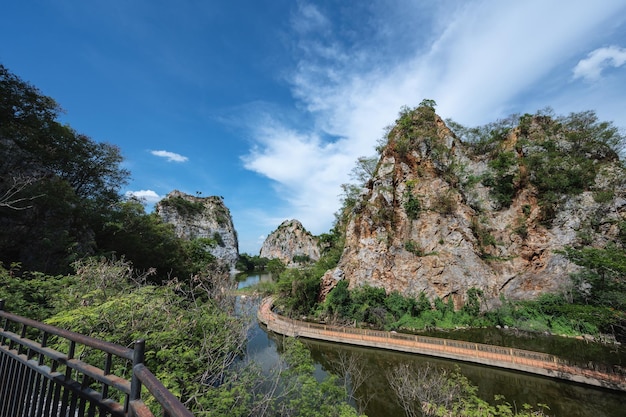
[563,245,626,309]
[58,290,240,402]
[470,217,496,254]
[349,156,378,184]
[404,241,425,256]
[1,66,226,281]
[95,199,216,283]
[318,281,617,339]
[481,151,519,208]
[271,221,346,319]
[266,258,287,276]
[392,101,447,163]
[339,155,378,217]
[462,288,484,317]
[403,183,422,220]
[236,253,269,272]
[431,191,457,215]
[561,244,626,339]
[0,64,129,274]
[160,195,205,217]
[325,280,352,319]
[0,263,74,320]
[5,255,360,417]
[386,363,550,417]
[450,108,624,222]
[276,339,362,417]
[276,268,321,317]
[292,254,312,264]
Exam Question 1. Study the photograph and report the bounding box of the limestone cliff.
[260,219,320,266]
[156,190,239,271]
[326,105,625,308]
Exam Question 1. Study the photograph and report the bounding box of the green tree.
[326,280,352,319]
[277,339,362,417]
[276,268,321,317]
[95,199,200,282]
[340,155,378,214]
[564,245,626,310]
[266,258,286,276]
[0,64,129,273]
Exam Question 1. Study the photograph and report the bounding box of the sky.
[2,1,626,254]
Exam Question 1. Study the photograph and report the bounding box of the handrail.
[258,297,626,392]
[0,300,195,417]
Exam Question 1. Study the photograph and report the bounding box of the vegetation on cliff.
[270,101,625,343]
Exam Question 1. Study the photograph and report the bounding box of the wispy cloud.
[290,1,330,35]
[242,0,626,235]
[150,150,189,162]
[573,45,626,81]
[125,189,162,205]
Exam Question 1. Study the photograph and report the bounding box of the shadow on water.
[419,327,626,367]
[303,339,626,417]
[238,274,626,417]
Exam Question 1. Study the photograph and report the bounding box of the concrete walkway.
[257,297,626,392]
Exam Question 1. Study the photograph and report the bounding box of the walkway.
[257,297,626,392]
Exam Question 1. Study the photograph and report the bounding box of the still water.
[238,274,626,417]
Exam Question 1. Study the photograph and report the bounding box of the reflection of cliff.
[326,105,625,307]
[260,219,320,265]
[156,190,239,271]
[303,339,625,417]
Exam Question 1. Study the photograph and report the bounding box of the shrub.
[403,186,422,220]
[404,240,425,256]
[431,192,457,214]
[160,196,204,216]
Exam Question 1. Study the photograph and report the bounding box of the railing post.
[129,339,146,414]
[0,299,4,310]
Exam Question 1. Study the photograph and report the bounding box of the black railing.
[0,300,194,417]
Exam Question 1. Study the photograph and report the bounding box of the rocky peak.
[260,219,320,266]
[156,190,239,271]
[327,105,625,308]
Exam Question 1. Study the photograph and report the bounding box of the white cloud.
[125,189,162,205]
[573,45,626,81]
[242,0,626,235]
[150,149,189,162]
[290,2,330,35]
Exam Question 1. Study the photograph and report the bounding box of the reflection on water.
[304,339,626,417]
[420,328,626,367]
[238,274,626,417]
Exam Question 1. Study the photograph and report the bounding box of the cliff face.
[327,106,625,308]
[260,219,320,265]
[156,190,239,271]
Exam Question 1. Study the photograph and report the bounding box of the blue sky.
[2,1,626,254]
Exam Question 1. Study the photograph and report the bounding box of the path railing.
[258,297,626,392]
[0,300,195,417]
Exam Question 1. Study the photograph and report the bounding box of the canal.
[239,273,626,417]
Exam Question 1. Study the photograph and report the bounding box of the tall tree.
[0,64,129,273]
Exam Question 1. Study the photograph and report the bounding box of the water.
[238,273,626,417]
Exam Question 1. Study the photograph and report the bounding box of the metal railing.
[0,300,195,417]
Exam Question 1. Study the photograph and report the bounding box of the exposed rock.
[156,190,239,272]
[318,267,344,302]
[260,219,320,266]
[330,106,625,308]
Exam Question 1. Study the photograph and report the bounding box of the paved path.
[257,297,626,392]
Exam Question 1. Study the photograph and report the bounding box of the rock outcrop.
[156,190,239,271]
[260,219,320,266]
[326,105,625,308]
